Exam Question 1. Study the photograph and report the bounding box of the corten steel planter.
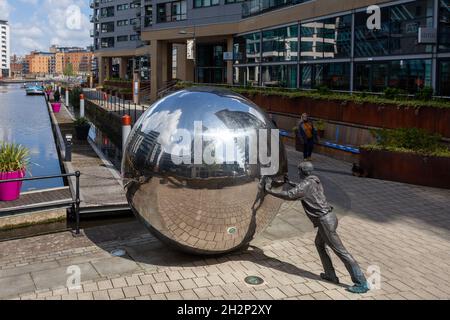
[0,169,26,201]
[242,93,450,138]
[359,148,450,189]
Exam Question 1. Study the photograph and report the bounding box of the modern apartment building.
[91,0,450,99]
[91,0,152,82]
[0,20,11,79]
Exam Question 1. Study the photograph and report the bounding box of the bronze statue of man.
[264,162,369,294]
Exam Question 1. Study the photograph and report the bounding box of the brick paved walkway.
[0,148,449,300]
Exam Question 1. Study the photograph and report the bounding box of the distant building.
[10,55,24,78]
[0,20,10,78]
[23,46,94,76]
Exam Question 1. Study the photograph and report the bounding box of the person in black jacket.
[264,161,370,294]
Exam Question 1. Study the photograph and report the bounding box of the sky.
[0,0,91,56]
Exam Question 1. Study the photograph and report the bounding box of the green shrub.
[383,88,405,100]
[368,128,450,157]
[69,87,83,108]
[0,142,30,172]
[73,117,90,127]
[415,86,434,101]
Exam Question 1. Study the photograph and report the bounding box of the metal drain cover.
[244,276,264,285]
[110,249,127,257]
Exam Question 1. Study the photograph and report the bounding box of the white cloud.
[9,0,91,55]
[0,0,13,20]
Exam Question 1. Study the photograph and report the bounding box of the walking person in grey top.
[264,162,369,294]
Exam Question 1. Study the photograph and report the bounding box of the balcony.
[89,0,99,9]
[89,15,99,23]
[242,0,311,18]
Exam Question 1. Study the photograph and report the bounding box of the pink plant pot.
[51,102,61,113]
[0,169,26,201]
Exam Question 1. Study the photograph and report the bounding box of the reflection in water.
[0,84,63,191]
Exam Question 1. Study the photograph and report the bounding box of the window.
[101,37,115,48]
[261,65,297,88]
[194,0,219,8]
[225,0,244,3]
[354,59,432,93]
[301,14,352,60]
[262,25,298,62]
[117,35,128,42]
[117,4,129,10]
[233,32,261,64]
[100,6,114,17]
[117,20,129,26]
[301,63,350,90]
[101,22,114,33]
[439,0,450,52]
[157,1,187,23]
[355,0,433,57]
[438,60,450,95]
[145,5,153,27]
[130,34,141,41]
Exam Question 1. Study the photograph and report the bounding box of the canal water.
[0,84,63,191]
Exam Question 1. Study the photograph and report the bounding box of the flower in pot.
[74,117,91,141]
[0,142,29,201]
[51,90,61,113]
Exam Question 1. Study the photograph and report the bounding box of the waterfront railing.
[0,172,82,235]
[83,90,148,126]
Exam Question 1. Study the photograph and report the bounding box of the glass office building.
[233,0,450,95]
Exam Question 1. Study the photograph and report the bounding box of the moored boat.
[25,84,44,95]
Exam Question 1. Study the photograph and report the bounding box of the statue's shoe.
[320,273,340,284]
[346,283,370,294]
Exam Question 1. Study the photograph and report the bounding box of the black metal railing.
[83,90,148,126]
[0,172,82,235]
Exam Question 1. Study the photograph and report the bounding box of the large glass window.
[355,0,434,57]
[233,66,260,86]
[439,0,450,52]
[301,14,352,60]
[300,63,350,90]
[354,59,432,93]
[262,25,298,62]
[157,0,187,23]
[194,0,219,8]
[233,32,261,64]
[261,65,297,88]
[438,60,450,95]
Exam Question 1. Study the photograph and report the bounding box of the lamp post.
[179,30,197,83]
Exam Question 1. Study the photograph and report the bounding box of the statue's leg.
[315,229,337,279]
[319,213,367,286]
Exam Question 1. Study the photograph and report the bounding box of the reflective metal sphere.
[122,87,287,255]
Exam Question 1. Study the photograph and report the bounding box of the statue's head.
[298,161,314,178]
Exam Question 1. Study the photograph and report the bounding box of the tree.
[64,63,74,77]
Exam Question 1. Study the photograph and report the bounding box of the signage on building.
[187,39,195,60]
[418,27,437,44]
[223,52,233,61]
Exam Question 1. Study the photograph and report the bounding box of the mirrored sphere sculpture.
[122,87,288,255]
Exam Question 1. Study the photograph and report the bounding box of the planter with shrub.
[0,143,29,201]
[359,128,450,188]
[74,117,91,141]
